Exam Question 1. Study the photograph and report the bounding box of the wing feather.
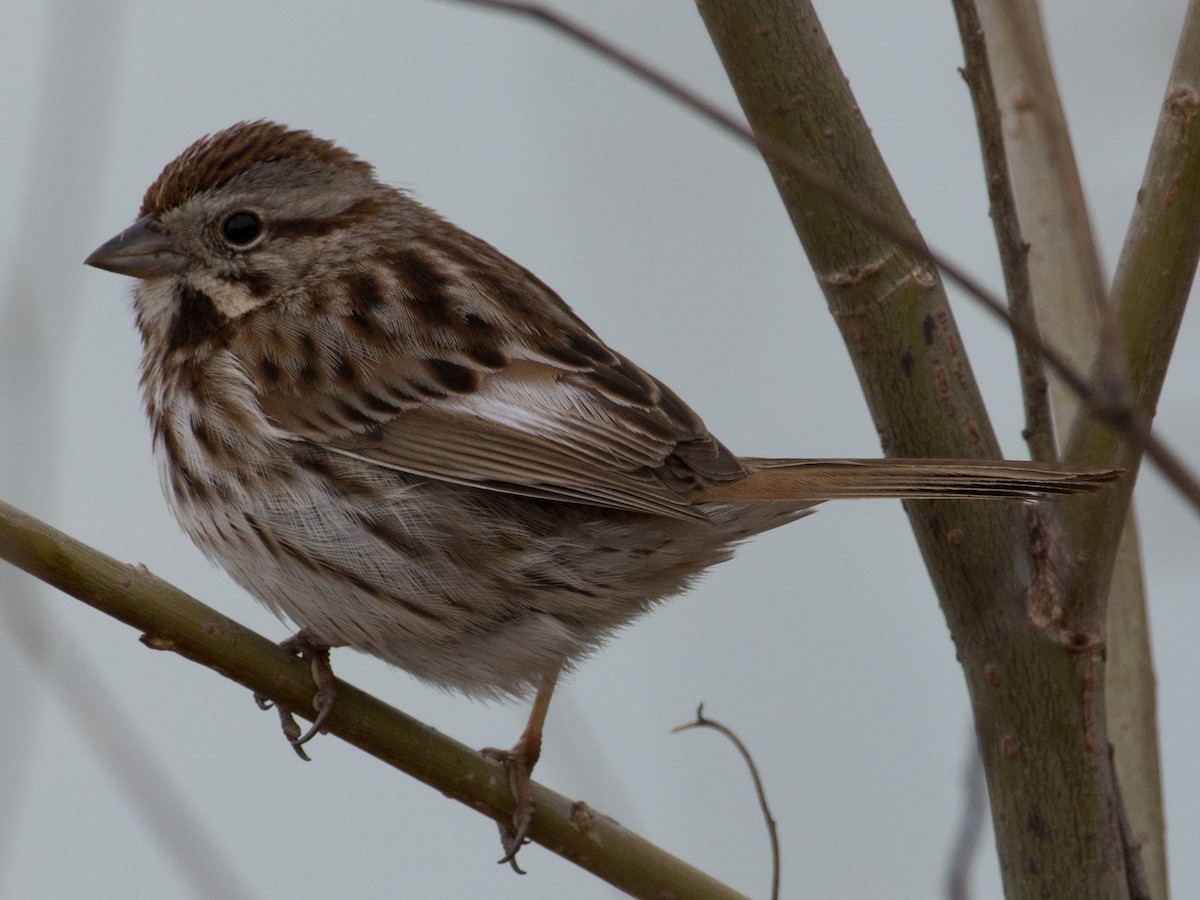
[231,237,745,519]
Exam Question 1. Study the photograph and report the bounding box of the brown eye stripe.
[268,198,380,240]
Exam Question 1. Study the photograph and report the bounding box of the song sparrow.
[86,120,1116,863]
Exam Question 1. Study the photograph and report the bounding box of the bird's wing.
[235,241,745,520]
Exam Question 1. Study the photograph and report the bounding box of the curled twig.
[674,704,780,900]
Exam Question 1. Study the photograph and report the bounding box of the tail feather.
[697,458,1121,502]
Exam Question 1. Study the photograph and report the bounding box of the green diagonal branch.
[0,497,746,900]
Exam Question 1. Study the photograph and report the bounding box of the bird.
[85,120,1118,864]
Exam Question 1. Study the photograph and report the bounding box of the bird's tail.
[696,458,1121,502]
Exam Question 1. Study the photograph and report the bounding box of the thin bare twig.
[944,734,987,900]
[984,1,1131,420]
[447,0,1200,514]
[951,0,1055,463]
[674,704,780,900]
[1109,744,1154,900]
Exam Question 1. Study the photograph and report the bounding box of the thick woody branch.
[1062,0,1200,609]
[694,2,1130,897]
[973,3,1180,896]
[0,498,746,900]
[951,0,1054,463]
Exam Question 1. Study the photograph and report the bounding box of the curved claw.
[481,670,559,871]
[483,746,532,872]
[482,739,538,871]
[290,680,336,748]
[497,826,531,872]
[254,629,337,761]
[496,825,530,874]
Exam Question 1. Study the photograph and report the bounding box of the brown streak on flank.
[359,514,425,558]
[276,532,447,624]
[158,422,186,471]
[159,426,211,504]
[456,313,508,369]
[293,446,377,496]
[345,310,374,336]
[521,571,601,600]
[380,380,423,404]
[243,512,286,563]
[190,417,218,454]
[294,448,338,480]
[297,331,320,383]
[174,465,211,504]
[539,342,592,367]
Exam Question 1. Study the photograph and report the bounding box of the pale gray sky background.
[1,2,1196,898]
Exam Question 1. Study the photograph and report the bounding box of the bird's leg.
[253,628,338,762]
[483,668,560,872]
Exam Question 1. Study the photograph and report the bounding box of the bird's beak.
[85,214,190,278]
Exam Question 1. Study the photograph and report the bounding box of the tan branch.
[0,498,747,900]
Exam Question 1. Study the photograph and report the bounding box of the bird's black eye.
[220,211,263,247]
